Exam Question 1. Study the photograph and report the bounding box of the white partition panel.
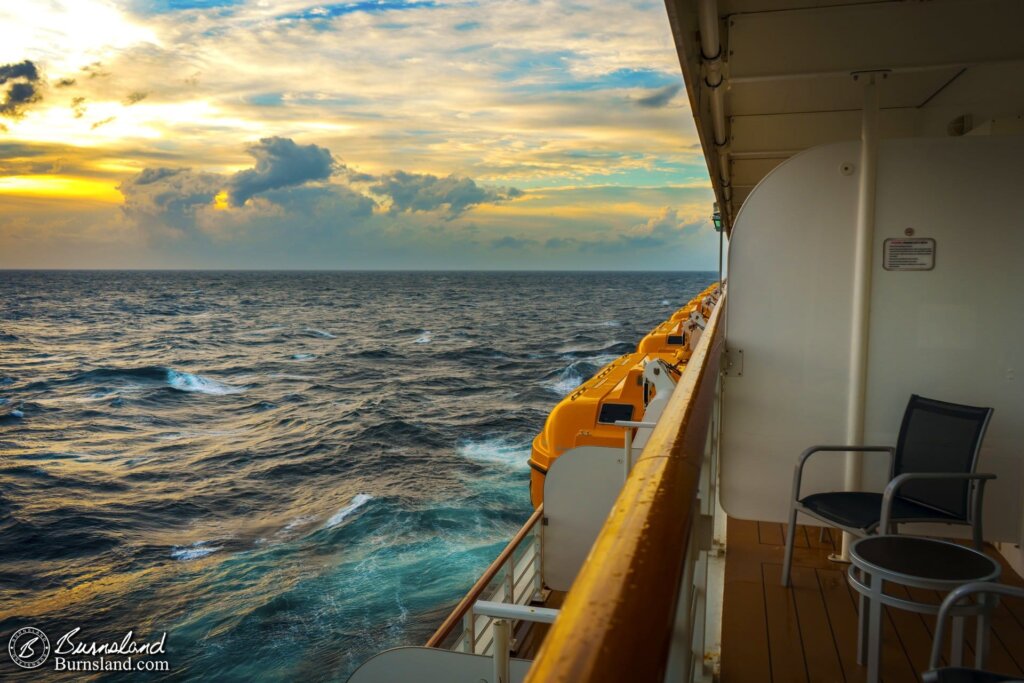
[721,135,1024,543]
[543,446,623,591]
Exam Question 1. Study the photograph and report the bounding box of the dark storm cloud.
[370,171,522,217]
[118,167,222,230]
[0,60,42,117]
[226,136,335,207]
[635,83,680,108]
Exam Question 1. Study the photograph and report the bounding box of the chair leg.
[781,504,798,587]
[972,520,984,550]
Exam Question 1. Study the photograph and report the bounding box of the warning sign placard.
[883,238,935,271]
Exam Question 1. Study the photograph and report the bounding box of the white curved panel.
[721,136,1024,543]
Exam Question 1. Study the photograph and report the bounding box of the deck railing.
[425,503,545,655]
[523,291,726,683]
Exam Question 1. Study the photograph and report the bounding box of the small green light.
[712,202,722,232]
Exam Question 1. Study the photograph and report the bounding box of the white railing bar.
[613,420,658,428]
[474,600,561,624]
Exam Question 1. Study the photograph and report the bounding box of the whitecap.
[661,299,671,305]
[324,493,373,528]
[305,328,337,339]
[544,355,618,396]
[291,353,316,361]
[601,320,621,327]
[10,409,24,419]
[457,438,530,469]
[166,370,244,395]
[170,541,222,561]
[282,515,315,532]
[414,332,432,344]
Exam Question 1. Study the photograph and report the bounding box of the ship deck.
[721,518,1024,683]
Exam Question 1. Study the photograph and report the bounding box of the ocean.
[0,270,715,681]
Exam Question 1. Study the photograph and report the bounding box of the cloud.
[117,137,377,236]
[91,116,116,130]
[616,206,704,248]
[55,78,77,88]
[226,136,335,207]
[370,171,522,217]
[635,83,681,108]
[118,167,221,231]
[491,236,536,249]
[123,91,148,105]
[71,96,87,118]
[0,60,42,117]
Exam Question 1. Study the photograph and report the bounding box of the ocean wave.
[324,493,373,528]
[414,332,432,344]
[171,541,223,561]
[167,370,245,395]
[75,366,245,395]
[291,353,316,360]
[304,328,336,339]
[543,355,619,395]
[558,341,632,359]
[457,438,530,469]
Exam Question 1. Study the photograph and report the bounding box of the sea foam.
[166,370,244,395]
[171,541,222,561]
[324,493,373,528]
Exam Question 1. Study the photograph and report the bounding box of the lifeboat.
[528,284,723,507]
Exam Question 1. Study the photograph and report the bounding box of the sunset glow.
[0,0,715,269]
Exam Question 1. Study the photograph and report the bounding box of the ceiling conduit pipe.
[698,0,732,218]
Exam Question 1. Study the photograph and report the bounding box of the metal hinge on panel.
[722,348,743,377]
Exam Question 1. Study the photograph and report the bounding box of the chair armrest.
[880,472,997,533]
[792,445,895,500]
[928,581,1024,671]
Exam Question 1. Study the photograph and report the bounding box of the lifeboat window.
[598,403,633,424]
[667,334,684,345]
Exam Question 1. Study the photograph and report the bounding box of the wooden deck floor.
[722,518,1024,683]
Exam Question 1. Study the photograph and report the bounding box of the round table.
[847,535,1001,683]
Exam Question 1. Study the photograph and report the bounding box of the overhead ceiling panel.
[726,68,961,117]
[727,1,1024,81]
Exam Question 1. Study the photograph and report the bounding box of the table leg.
[857,570,869,666]
[951,613,965,667]
[975,593,991,670]
[866,572,883,683]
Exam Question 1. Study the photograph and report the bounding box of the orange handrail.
[425,503,544,648]
[523,292,725,682]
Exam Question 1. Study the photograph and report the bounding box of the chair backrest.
[892,394,994,520]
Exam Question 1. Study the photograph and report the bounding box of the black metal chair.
[923,582,1024,683]
[782,394,995,587]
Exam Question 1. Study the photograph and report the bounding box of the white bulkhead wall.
[720,135,1024,544]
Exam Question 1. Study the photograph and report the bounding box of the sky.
[0,0,717,270]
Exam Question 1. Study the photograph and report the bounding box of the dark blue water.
[0,270,714,681]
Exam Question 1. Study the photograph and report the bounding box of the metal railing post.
[493,619,511,683]
[462,608,475,653]
[532,522,543,600]
[623,428,633,481]
[505,561,515,603]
